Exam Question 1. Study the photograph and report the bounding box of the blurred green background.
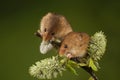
[0,0,120,80]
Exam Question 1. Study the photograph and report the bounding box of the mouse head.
[40,12,72,43]
[37,12,73,54]
[40,13,59,42]
[59,32,90,59]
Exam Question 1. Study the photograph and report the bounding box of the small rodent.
[59,32,90,58]
[37,12,73,54]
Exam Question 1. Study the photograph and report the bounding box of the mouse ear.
[40,41,53,54]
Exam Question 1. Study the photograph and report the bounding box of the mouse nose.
[43,33,51,42]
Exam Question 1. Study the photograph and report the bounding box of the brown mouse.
[59,32,90,58]
[36,13,73,54]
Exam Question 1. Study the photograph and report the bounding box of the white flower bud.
[40,41,53,54]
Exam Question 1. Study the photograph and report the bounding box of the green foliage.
[66,63,78,76]
[88,58,98,71]
[67,60,80,68]
[65,60,80,75]
[29,56,65,79]
[88,77,94,80]
[88,31,107,69]
[29,55,80,79]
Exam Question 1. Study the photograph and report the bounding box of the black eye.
[51,32,55,35]
[64,44,68,48]
[44,28,47,32]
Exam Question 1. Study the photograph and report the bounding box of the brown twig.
[34,30,42,38]
[81,66,98,80]
[70,57,98,80]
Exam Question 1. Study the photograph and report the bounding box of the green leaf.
[66,64,78,76]
[88,76,94,80]
[68,60,80,68]
[60,58,67,64]
[78,63,87,66]
[89,58,98,71]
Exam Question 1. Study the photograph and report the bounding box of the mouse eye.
[64,44,68,48]
[51,32,55,35]
[44,28,47,32]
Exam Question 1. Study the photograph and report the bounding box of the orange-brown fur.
[40,12,73,42]
[59,32,90,58]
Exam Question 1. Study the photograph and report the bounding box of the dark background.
[0,0,120,80]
